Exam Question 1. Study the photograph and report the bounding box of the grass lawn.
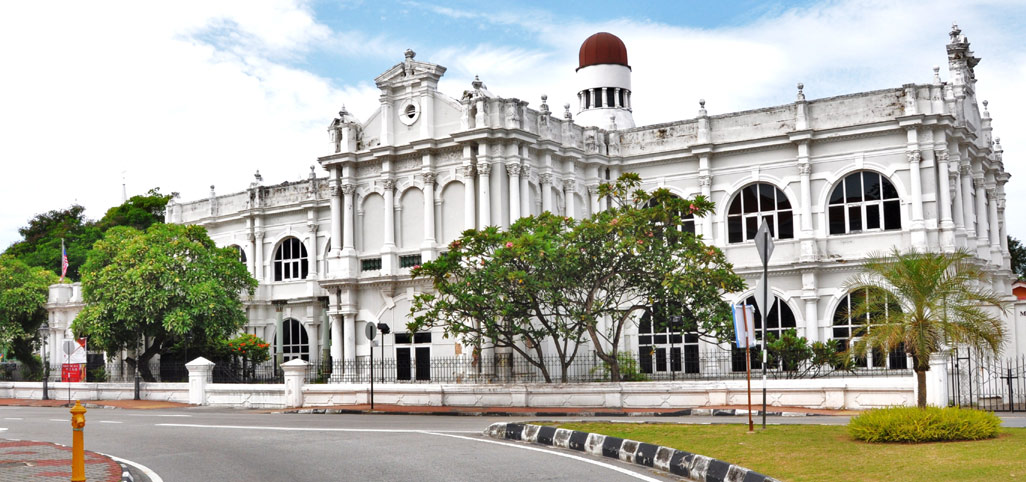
[551,421,1026,482]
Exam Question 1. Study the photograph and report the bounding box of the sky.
[1,0,1024,250]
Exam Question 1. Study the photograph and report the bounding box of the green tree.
[3,188,176,281]
[566,174,745,380]
[73,224,257,381]
[844,248,1008,408]
[97,188,176,232]
[0,256,58,373]
[1007,236,1026,281]
[3,205,101,281]
[410,213,586,382]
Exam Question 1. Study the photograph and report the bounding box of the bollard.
[70,400,86,482]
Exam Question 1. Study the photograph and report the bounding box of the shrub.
[848,406,1000,443]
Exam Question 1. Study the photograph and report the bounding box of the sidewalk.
[0,439,125,482]
[0,399,191,410]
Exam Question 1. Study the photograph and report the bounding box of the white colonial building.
[46,27,1021,379]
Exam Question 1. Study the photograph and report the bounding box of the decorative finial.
[471,75,483,90]
[932,66,941,83]
[982,100,989,118]
[949,23,962,43]
[210,185,215,193]
[563,103,572,120]
[539,94,550,115]
[698,99,707,116]
[339,105,348,117]
[995,138,1002,152]
[796,83,805,102]
[310,165,316,178]
[404,48,415,60]
[541,94,548,102]
[254,170,263,182]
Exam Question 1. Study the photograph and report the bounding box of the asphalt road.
[4,406,1024,481]
[0,406,677,481]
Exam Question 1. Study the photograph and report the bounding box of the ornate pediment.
[374,49,447,89]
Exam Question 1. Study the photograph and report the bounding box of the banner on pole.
[732,304,756,348]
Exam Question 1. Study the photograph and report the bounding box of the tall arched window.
[273,237,308,282]
[832,288,907,369]
[828,171,901,235]
[275,318,310,362]
[732,295,797,371]
[727,183,793,243]
[229,245,246,264]
[638,304,699,376]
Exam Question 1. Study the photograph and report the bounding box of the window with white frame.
[731,295,797,371]
[275,318,310,362]
[229,244,246,264]
[827,171,901,235]
[832,288,907,369]
[727,183,794,243]
[638,304,699,375]
[273,237,308,282]
[645,196,695,234]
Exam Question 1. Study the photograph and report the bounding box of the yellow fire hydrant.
[70,400,87,482]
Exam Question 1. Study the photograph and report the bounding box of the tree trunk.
[915,369,927,408]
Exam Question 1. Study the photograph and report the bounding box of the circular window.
[398,100,420,125]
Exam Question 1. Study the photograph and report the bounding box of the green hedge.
[848,406,1001,443]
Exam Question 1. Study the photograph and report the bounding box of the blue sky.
[1,0,1024,250]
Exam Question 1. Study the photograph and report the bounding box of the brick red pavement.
[0,440,122,482]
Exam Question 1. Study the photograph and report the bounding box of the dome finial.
[698,99,707,117]
[796,83,806,102]
[564,103,572,120]
[982,100,989,118]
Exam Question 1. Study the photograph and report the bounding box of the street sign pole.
[742,305,754,433]
[754,221,774,430]
[365,323,377,410]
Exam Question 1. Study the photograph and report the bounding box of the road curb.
[484,422,782,482]
[279,407,824,417]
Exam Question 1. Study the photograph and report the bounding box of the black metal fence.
[950,348,1026,412]
[302,351,911,384]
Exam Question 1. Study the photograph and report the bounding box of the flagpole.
[743,304,754,433]
[60,238,65,282]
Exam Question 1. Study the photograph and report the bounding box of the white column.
[254,231,265,282]
[908,149,924,224]
[330,168,343,256]
[281,359,309,408]
[343,314,355,363]
[422,172,437,252]
[804,298,819,343]
[307,224,319,279]
[951,171,965,232]
[564,179,576,219]
[186,357,214,406]
[588,185,600,216]
[960,163,976,243]
[699,174,713,238]
[342,184,356,251]
[507,164,521,221]
[541,173,553,212]
[383,178,397,246]
[520,164,531,217]
[988,187,1001,252]
[975,173,989,245]
[478,162,492,227]
[380,97,393,146]
[936,151,955,249]
[614,88,621,108]
[463,164,476,230]
[330,313,344,362]
[600,88,607,107]
[797,142,813,233]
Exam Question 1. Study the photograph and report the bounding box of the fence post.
[924,351,950,407]
[282,358,309,408]
[186,357,215,406]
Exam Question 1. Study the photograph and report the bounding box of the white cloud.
[1,0,1024,251]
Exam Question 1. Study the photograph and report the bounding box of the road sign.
[755,221,774,264]
[365,322,377,340]
[753,273,776,317]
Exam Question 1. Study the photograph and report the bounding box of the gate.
[949,348,1025,412]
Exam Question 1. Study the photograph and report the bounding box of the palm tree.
[844,248,1009,408]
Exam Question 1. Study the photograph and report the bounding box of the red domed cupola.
[578,32,630,71]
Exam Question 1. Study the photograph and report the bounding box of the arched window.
[732,295,797,371]
[275,318,310,362]
[727,183,793,243]
[828,171,901,235]
[832,288,907,369]
[645,196,695,234]
[638,304,699,376]
[273,237,308,282]
[229,245,246,264]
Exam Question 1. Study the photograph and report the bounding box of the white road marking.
[98,420,123,424]
[156,423,478,433]
[103,453,164,482]
[429,432,664,482]
[0,428,7,432]
[127,414,191,418]
[49,419,65,422]
[3,418,23,420]
[154,423,661,480]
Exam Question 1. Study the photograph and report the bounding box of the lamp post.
[134,332,141,400]
[39,322,49,401]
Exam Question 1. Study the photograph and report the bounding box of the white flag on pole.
[732,304,756,348]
